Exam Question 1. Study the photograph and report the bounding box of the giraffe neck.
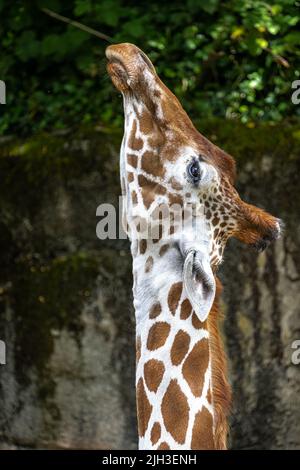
[120,93,230,450]
[131,238,216,450]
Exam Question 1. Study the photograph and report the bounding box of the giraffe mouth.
[106,46,133,92]
[106,58,130,92]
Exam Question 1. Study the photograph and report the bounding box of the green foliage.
[0,0,299,135]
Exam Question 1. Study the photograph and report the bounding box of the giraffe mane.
[207,277,232,449]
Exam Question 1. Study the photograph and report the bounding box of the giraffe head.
[106,43,281,321]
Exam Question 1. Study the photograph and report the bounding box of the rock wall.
[0,121,299,449]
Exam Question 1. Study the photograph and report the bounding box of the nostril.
[252,218,283,252]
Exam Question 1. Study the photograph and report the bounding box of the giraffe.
[106,43,281,450]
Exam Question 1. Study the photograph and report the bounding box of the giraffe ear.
[183,250,216,322]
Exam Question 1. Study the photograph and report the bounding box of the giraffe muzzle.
[106,43,157,93]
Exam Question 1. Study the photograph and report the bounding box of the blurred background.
[0,0,299,449]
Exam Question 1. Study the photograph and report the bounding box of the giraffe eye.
[187,159,201,183]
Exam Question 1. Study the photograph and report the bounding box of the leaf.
[74,0,92,16]
[284,31,300,46]
[256,38,268,49]
[231,27,245,39]
[15,31,40,61]
[94,0,124,27]
[122,18,145,38]
[199,0,220,14]
[41,34,63,56]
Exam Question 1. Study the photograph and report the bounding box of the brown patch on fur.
[127,171,134,182]
[169,224,176,236]
[145,256,154,273]
[141,151,165,177]
[170,330,190,365]
[150,422,161,445]
[159,244,170,257]
[147,322,170,351]
[191,407,215,450]
[130,137,143,151]
[128,119,137,148]
[182,338,209,397]
[144,359,165,392]
[168,192,183,206]
[207,277,231,450]
[138,174,166,209]
[127,154,138,168]
[139,239,147,254]
[132,190,138,205]
[192,313,205,329]
[139,109,155,135]
[136,378,152,437]
[205,209,212,219]
[136,336,141,364]
[149,302,162,319]
[161,379,189,444]
[207,388,212,404]
[147,127,165,149]
[157,442,170,450]
[167,282,182,315]
[180,299,192,319]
